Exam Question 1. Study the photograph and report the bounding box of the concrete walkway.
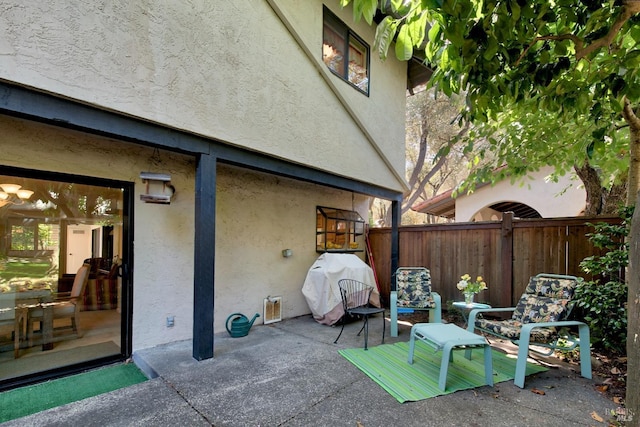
[3,315,618,426]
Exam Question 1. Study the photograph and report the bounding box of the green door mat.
[0,363,148,422]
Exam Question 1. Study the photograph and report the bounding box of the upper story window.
[322,6,370,95]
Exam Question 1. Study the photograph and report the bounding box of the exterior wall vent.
[263,296,282,324]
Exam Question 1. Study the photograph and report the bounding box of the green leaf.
[440,44,450,69]
[395,25,414,61]
[425,41,438,62]
[624,50,640,68]
[428,21,441,42]
[436,144,451,157]
[554,41,568,56]
[351,0,378,24]
[422,0,443,9]
[440,75,452,96]
[586,141,595,158]
[408,12,429,47]
[630,25,640,43]
[359,0,378,25]
[509,1,521,21]
[374,16,399,61]
[352,0,363,22]
[483,36,499,61]
[391,0,405,12]
[447,44,463,73]
[443,22,465,47]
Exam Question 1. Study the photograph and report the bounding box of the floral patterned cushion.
[512,295,571,323]
[524,276,577,299]
[475,318,558,343]
[396,268,436,309]
[475,275,577,344]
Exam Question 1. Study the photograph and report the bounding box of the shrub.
[574,279,627,353]
[574,206,631,354]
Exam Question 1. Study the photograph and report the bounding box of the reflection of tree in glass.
[322,43,343,75]
[348,61,368,91]
[0,178,123,232]
[28,181,122,224]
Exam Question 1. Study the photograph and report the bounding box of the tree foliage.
[343,0,640,413]
[371,88,477,226]
[343,0,640,203]
[404,88,475,215]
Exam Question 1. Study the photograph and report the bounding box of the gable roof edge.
[266,0,409,192]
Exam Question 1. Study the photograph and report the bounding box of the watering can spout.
[225,312,260,338]
[248,313,260,327]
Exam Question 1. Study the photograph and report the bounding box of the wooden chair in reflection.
[27,263,90,346]
[0,291,26,358]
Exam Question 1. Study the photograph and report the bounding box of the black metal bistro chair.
[333,279,385,350]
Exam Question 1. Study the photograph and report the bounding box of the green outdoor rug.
[0,362,148,423]
[339,341,548,403]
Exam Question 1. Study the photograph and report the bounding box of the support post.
[193,154,216,360]
[500,212,514,307]
[390,198,401,292]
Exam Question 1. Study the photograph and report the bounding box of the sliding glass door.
[0,169,131,387]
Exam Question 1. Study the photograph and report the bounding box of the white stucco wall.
[0,116,196,350]
[0,0,408,192]
[0,0,407,353]
[215,165,370,335]
[1,115,373,348]
[455,166,587,222]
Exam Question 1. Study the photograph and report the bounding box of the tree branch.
[407,117,430,189]
[622,96,640,131]
[516,34,582,66]
[577,0,640,60]
[516,1,640,66]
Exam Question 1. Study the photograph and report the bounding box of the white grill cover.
[302,253,380,325]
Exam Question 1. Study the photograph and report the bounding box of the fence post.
[501,212,514,307]
[390,199,401,292]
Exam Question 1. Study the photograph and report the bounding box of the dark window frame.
[322,6,370,96]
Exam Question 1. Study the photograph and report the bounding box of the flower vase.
[464,292,475,304]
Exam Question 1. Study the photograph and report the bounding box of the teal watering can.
[225,312,260,338]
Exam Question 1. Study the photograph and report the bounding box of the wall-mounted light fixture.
[0,183,34,208]
[140,172,175,204]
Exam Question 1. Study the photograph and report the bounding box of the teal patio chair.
[390,267,441,337]
[466,273,591,388]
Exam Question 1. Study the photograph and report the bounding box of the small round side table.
[452,301,491,328]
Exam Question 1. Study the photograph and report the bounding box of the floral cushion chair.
[466,273,591,388]
[390,267,441,337]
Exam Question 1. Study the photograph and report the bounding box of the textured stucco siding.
[0,0,407,351]
[0,0,407,192]
[0,116,196,350]
[215,165,370,335]
[1,115,372,347]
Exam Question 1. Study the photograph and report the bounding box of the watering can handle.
[225,312,246,334]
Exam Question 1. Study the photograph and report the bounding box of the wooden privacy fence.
[367,214,622,308]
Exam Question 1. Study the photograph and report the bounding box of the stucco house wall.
[215,165,370,338]
[0,114,372,349]
[455,166,586,222]
[0,116,196,349]
[0,0,407,192]
[0,0,407,354]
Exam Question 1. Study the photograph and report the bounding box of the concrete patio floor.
[4,313,619,426]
